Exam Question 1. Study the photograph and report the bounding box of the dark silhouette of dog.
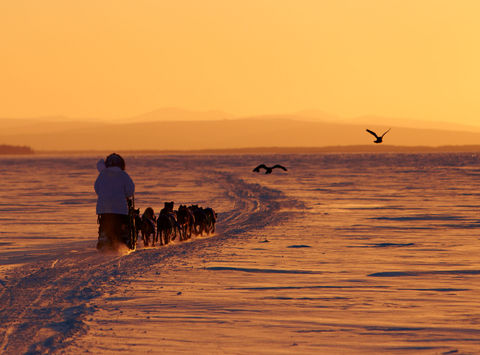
[141,207,156,247]
[160,201,175,215]
[177,205,195,240]
[203,207,217,234]
[253,164,288,174]
[157,202,179,245]
[156,212,175,246]
[366,128,391,143]
[189,205,208,236]
[187,205,217,236]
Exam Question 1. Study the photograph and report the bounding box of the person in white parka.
[94,153,135,250]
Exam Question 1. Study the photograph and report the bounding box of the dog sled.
[96,197,137,251]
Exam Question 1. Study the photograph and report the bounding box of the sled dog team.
[95,153,218,251]
[135,202,217,247]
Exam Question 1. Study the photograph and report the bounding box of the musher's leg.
[97,214,115,249]
[115,214,131,247]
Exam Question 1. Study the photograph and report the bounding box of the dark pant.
[97,213,130,249]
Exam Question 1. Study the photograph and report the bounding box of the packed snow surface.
[1,153,480,354]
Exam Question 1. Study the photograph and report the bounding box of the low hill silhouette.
[1,110,480,151]
[0,144,34,155]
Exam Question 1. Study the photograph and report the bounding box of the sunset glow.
[3,3,480,351]
[1,1,480,125]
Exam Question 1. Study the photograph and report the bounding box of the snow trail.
[0,171,300,354]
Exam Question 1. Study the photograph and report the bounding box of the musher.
[94,153,135,250]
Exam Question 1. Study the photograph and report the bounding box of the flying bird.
[366,128,391,143]
[253,164,288,174]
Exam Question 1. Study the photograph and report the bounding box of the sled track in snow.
[215,171,303,236]
[0,172,303,354]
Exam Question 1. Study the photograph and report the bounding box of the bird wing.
[366,129,379,138]
[380,128,391,137]
[272,164,287,171]
[253,164,267,172]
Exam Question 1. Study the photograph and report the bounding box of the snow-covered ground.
[2,153,480,354]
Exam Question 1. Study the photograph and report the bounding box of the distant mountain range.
[123,107,234,123]
[1,108,480,151]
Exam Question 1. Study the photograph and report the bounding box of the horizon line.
[22,145,480,156]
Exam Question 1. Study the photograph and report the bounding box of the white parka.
[94,159,135,215]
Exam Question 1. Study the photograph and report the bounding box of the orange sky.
[1,1,480,125]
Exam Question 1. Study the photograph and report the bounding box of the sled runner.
[126,197,137,250]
